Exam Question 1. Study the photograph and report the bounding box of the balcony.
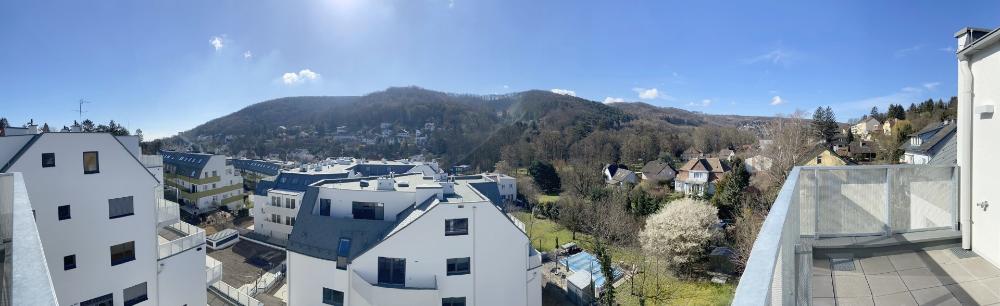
[350,269,438,306]
[140,154,163,168]
[206,256,223,285]
[158,221,205,259]
[0,173,58,306]
[157,199,180,228]
[732,165,1000,305]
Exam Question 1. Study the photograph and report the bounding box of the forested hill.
[158,87,760,170]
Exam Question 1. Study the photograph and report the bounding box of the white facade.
[958,27,1000,267]
[1,132,207,306]
[286,174,541,306]
[162,151,245,212]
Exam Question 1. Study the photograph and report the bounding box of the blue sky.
[2,1,998,139]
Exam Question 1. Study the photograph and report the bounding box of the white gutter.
[958,58,973,249]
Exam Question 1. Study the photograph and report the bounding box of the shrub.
[640,198,721,275]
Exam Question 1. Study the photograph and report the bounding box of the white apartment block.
[0,129,209,306]
[250,158,446,246]
[285,173,541,306]
[161,150,245,214]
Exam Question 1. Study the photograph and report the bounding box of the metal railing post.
[885,168,893,236]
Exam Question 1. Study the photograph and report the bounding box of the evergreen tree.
[711,158,750,218]
[528,160,561,195]
[811,106,838,143]
[0,117,7,128]
[594,243,616,305]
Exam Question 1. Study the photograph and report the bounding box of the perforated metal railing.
[734,165,958,305]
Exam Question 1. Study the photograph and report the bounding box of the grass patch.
[537,194,561,203]
[513,212,590,252]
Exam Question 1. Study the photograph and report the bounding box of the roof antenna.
[73,99,92,120]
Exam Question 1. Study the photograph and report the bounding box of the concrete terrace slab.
[813,248,1000,306]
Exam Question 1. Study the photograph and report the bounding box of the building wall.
[286,250,350,305]
[253,190,302,242]
[805,150,849,166]
[156,246,207,306]
[6,133,160,306]
[967,39,1000,267]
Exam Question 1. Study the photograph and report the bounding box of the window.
[271,214,280,223]
[285,216,296,226]
[320,199,331,216]
[289,199,296,209]
[816,156,823,164]
[42,153,55,168]
[123,282,147,306]
[336,238,351,270]
[212,183,216,189]
[109,196,134,219]
[442,297,466,306]
[322,288,344,306]
[81,293,113,306]
[212,170,217,177]
[64,254,76,270]
[445,218,468,236]
[83,151,100,174]
[377,257,405,286]
[58,205,71,220]
[271,196,280,207]
[352,201,384,220]
[446,257,471,276]
[110,241,136,266]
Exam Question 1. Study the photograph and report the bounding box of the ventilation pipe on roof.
[957,36,974,250]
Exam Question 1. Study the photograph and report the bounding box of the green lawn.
[537,194,561,203]
[512,212,734,305]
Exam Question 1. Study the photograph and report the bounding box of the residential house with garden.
[161,150,245,216]
[673,158,730,197]
[639,160,676,183]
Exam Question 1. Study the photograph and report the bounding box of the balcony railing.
[733,165,958,305]
[140,154,163,168]
[158,221,206,259]
[157,199,180,228]
[0,173,59,306]
[206,256,223,285]
[350,270,439,305]
[210,280,262,306]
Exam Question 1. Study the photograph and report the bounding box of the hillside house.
[900,121,957,165]
[851,118,882,140]
[674,158,730,197]
[639,160,676,183]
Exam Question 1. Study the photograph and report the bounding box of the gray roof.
[900,123,956,155]
[161,150,213,179]
[928,132,958,166]
[287,185,416,261]
[229,159,280,176]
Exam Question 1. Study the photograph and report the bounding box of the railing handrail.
[798,164,955,170]
[2,173,59,306]
[733,167,801,305]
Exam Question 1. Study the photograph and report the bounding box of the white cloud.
[688,99,712,107]
[940,46,957,53]
[770,96,784,105]
[282,69,321,85]
[894,45,923,58]
[836,84,932,113]
[550,88,576,96]
[603,97,626,104]
[745,48,798,66]
[448,0,455,8]
[923,82,940,90]
[633,87,660,100]
[209,35,224,51]
[243,51,253,60]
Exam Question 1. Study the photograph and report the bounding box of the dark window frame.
[108,196,135,219]
[58,205,71,221]
[42,152,55,168]
[80,293,113,306]
[110,241,136,266]
[319,199,331,216]
[64,254,76,271]
[83,151,100,174]
[442,297,467,306]
[352,201,384,220]
[123,282,148,306]
[322,287,344,306]
[446,257,471,276]
[377,257,406,286]
[445,218,469,236]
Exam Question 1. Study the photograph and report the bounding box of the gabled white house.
[285,173,542,306]
[161,150,244,215]
[0,130,209,306]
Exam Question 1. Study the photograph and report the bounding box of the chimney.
[955,27,992,51]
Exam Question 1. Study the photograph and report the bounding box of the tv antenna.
[73,99,92,119]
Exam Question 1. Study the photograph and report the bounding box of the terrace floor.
[813,248,1000,305]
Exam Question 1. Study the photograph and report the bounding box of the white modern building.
[161,150,245,215]
[0,129,210,306]
[285,173,542,306]
[251,158,446,246]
